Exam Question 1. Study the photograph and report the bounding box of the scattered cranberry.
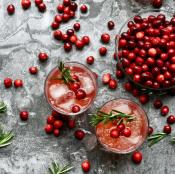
[102,73,111,84]
[70,35,77,43]
[76,40,84,49]
[45,124,53,134]
[117,123,125,132]
[68,119,76,129]
[153,99,163,109]
[54,120,63,129]
[51,21,59,30]
[62,34,69,42]
[73,22,80,31]
[4,78,12,88]
[57,4,64,13]
[14,79,23,88]
[82,36,90,45]
[53,129,60,137]
[139,94,149,105]
[47,115,55,125]
[70,2,78,11]
[21,0,31,10]
[54,15,62,23]
[7,4,15,15]
[116,70,124,79]
[72,105,80,113]
[110,129,119,138]
[74,129,85,140]
[67,29,74,36]
[81,160,91,173]
[62,14,70,22]
[99,47,107,56]
[53,30,62,40]
[107,21,115,30]
[38,52,48,61]
[86,56,94,65]
[29,66,38,75]
[152,0,163,8]
[35,0,43,6]
[148,126,154,135]
[161,106,169,116]
[132,151,142,164]
[101,33,110,44]
[75,89,86,100]
[123,82,133,92]
[52,110,60,118]
[80,4,88,13]
[163,124,171,134]
[123,127,131,137]
[108,79,117,89]
[38,3,46,12]
[20,111,29,121]
[167,115,175,124]
[63,0,71,7]
[64,42,72,52]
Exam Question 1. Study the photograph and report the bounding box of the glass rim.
[95,98,149,154]
[115,9,175,92]
[44,61,98,116]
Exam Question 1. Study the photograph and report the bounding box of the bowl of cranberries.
[116,10,175,93]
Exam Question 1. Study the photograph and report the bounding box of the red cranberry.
[116,70,124,79]
[152,0,163,8]
[72,105,80,113]
[167,115,175,124]
[68,119,76,129]
[73,23,80,31]
[139,94,149,105]
[63,0,71,6]
[35,0,43,6]
[57,4,64,13]
[47,115,55,125]
[53,129,60,137]
[53,30,62,40]
[38,3,46,12]
[123,82,133,92]
[136,31,144,40]
[108,21,115,30]
[64,42,72,52]
[99,47,107,56]
[74,129,85,140]
[63,7,70,15]
[161,106,169,116]
[29,66,38,75]
[110,129,119,138]
[51,21,59,30]
[134,15,143,23]
[21,0,31,10]
[66,29,74,36]
[133,74,141,83]
[153,99,163,109]
[108,79,117,89]
[82,36,90,45]
[52,110,60,118]
[62,14,70,22]
[86,56,94,65]
[126,67,133,76]
[101,33,110,44]
[148,48,157,57]
[44,124,53,134]
[20,111,29,121]
[70,35,77,43]
[156,74,165,83]
[76,40,84,49]
[62,34,69,42]
[119,39,127,48]
[7,4,15,15]
[169,64,175,72]
[38,52,48,61]
[75,89,86,100]
[14,79,23,88]
[132,88,140,97]
[148,126,154,135]
[123,127,131,137]
[4,78,12,88]
[69,82,80,92]
[54,120,63,129]
[81,160,90,173]
[163,124,171,134]
[117,123,125,132]
[102,73,111,84]
[132,151,142,164]
[80,4,88,13]
[70,2,78,11]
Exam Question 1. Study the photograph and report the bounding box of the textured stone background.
[0,0,175,174]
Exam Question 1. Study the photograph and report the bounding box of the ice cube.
[49,84,69,99]
[79,75,95,95]
[59,98,76,111]
[83,133,97,151]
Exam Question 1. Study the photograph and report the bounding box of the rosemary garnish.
[89,109,135,126]
[147,132,168,147]
[58,62,75,84]
[170,136,175,144]
[47,161,73,174]
[0,128,14,148]
[0,101,7,113]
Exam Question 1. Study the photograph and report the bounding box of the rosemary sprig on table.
[170,136,175,144]
[89,109,135,126]
[47,161,73,174]
[0,128,14,148]
[58,62,75,84]
[147,132,168,147]
[0,101,7,113]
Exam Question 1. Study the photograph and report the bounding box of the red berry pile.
[118,13,175,90]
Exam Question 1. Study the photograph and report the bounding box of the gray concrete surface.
[0,0,175,173]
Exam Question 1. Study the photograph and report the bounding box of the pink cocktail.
[44,62,97,115]
[95,99,149,154]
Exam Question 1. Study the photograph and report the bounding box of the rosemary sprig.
[147,132,168,147]
[170,136,175,144]
[0,101,7,113]
[89,109,135,126]
[47,161,73,174]
[0,128,14,148]
[58,62,75,84]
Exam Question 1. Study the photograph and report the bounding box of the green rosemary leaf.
[0,101,7,113]
[0,131,14,148]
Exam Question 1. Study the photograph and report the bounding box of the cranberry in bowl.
[116,10,175,93]
[44,62,97,116]
[90,99,149,154]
